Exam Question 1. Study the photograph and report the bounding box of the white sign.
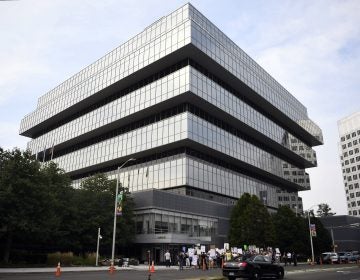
[201,245,206,253]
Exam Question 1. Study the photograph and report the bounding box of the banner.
[310,224,317,237]
[116,192,123,216]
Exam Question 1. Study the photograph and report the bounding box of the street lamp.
[110,158,136,270]
[96,227,102,266]
[305,205,317,265]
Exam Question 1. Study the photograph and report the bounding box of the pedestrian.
[200,252,208,270]
[178,251,185,270]
[293,252,297,266]
[164,250,171,267]
[287,252,292,265]
[283,253,287,266]
[271,249,276,264]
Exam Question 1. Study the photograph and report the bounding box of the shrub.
[47,252,74,266]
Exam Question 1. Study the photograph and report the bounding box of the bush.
[47,252,98,266]
[47,252,74,266]
[8,250,47,265]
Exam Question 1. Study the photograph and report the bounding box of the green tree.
[71,174,135,254]
[0,149,58,262]
[229,193,274,248]
[316,203,336,217]
[272,206,307,254]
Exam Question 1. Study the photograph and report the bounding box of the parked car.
[222,255,284,280]
[349,251,360,262]
[99,258,122,266]
[338,252,350,263]
[321,252,339,264]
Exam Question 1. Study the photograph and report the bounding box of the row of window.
[342,156,360,166]
[344,174,360,181]
[343,166,360,173]
[21,18,191,133]
[135,209,218,236]
[190,21,321,140]
[341,130,360,142]
[37,5,189,108]
[347,192,360,200]
[342,148,360,157]
[31,62,315,169]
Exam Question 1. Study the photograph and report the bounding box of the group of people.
[282,251,298,266]
[164,250,222,270]
[164,248,298,269]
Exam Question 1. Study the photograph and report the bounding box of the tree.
[71,174,135,255]
[0,149,62,262]
[229,193,274,248]
[316,203,336,217]
[272,206,307,254]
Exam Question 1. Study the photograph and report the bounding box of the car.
[349,251,360,262]
[222,255,284,280]
[338,252,351,263]
[321,252,339,264]
[99,258,122,266]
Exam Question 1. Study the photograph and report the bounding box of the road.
[0,265,359,280]
[288,266,360,279]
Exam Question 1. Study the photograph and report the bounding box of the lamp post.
[110,158,136,270]
[96,227,102,266]
[306,205,317,265]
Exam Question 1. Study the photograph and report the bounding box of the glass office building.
[20,4,323,262]
[338,112,360,216]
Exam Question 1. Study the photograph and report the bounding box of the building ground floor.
[131,188,231,264]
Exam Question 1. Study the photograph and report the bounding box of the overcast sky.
[1,0,359,215]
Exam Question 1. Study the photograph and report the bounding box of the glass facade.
[20,3,323,248]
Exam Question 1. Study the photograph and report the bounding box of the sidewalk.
[0,262,358,274]
[0,264,192,273]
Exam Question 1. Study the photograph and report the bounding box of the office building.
[338,112,360,216]
[20,4,323,262]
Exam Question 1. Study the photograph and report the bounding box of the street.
[0,265,359,280]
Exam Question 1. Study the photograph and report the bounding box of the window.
[341,136,345,141]
[352,132,357,137]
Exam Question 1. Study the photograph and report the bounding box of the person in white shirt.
[164,250,171,267]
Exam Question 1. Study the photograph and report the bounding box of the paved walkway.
[0,263,358,275]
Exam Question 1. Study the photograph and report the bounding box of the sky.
[1,0,359,215]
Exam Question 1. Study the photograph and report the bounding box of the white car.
[321,252,339,264]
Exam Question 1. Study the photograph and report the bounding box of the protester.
[164,250,171,267]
